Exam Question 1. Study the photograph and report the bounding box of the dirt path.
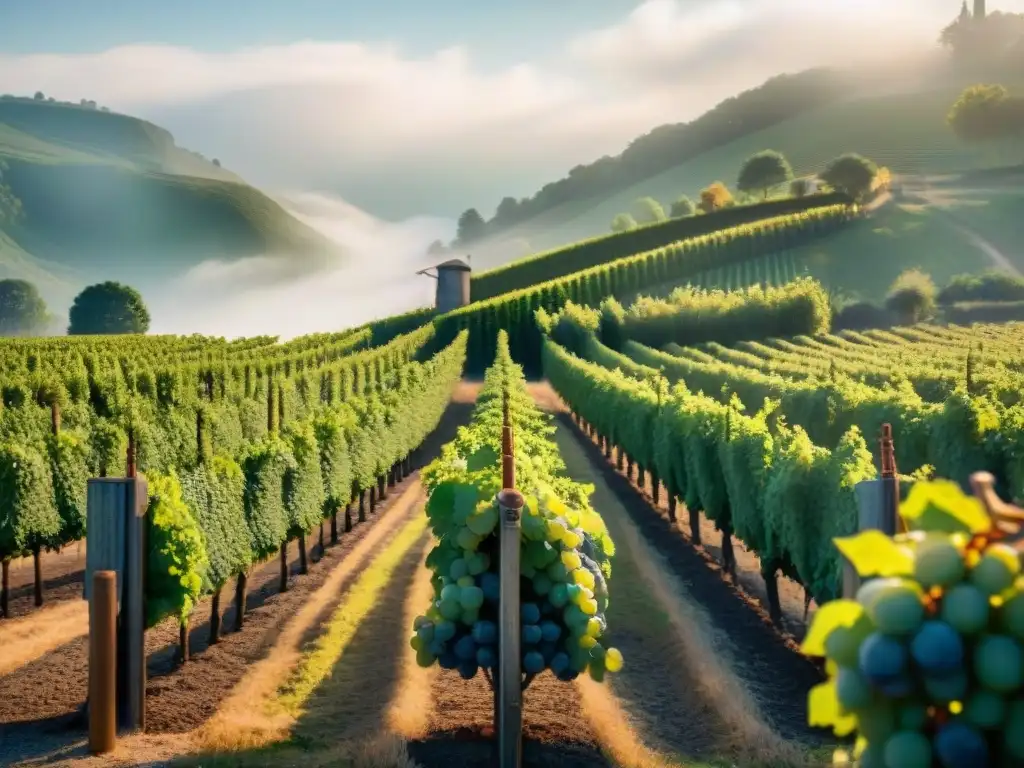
[0,384,479,767]
[530,383,825,763]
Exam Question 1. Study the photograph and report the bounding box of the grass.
[0,600,88,676]
[495,84,1024,252]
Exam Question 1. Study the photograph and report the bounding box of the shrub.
[885,268,937,324]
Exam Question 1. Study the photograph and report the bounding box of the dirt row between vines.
[0,385,479,767]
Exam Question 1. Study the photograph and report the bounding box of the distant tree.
[212,158,221,167]
[669,195,696,218]
[427,239,448,257]
[833,300,893,331]
[819,154,877,200]
[492,196,520,227]
[885,269,937,325]
[737,150,794,199]
[611,213,638,233]
[631,197,667,225]
[0,279,49,336]
[33,91,44,101]
[455,208,486,245]
[698,181,733,214]
[68,282,150,335]
[947,83,1024,145]
[789,178,815,198]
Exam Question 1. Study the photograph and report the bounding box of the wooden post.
[85,474,148,733]
[843,424,900,598]
[496,392,523,768]
[89,571,117,755]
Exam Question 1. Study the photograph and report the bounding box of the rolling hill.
[488,84,1024,253]
[0,96,342,312]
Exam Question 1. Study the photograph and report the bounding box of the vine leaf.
[808,680,857,736]
[801,599,864,657]
[900,479,991,535]
[834,530,913,578]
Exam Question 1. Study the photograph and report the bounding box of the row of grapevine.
[0,328,463,626]
[710,322,1024,404]
[435,205,853,376]
[469,192,851,302]
[412,331,623,682]
[618,336,1024,502]
[541,337,873,615]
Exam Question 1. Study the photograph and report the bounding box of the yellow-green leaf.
[808,680,856,736]
[834,530,914,578]
[801,599,864,657]
[900,479,991,535]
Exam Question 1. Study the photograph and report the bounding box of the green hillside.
[491,84,1024,252]
[0,96,341,309]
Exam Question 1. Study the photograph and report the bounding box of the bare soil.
[540,389,825,747]
[2,542,88,620]
[0,387,478,767]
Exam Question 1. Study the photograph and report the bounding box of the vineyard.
[2,198,1024,767]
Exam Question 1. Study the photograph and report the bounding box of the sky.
[0,0,995,219]
[3,0,1021,336]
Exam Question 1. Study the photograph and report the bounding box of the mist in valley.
[144,193,455,339]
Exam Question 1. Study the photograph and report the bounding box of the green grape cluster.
[804,480,1024,767]
[412,481,624,682]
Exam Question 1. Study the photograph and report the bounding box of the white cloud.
[2,0,1015,222]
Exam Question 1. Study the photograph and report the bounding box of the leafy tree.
[698,181,733,213]
[818,154,877,200]
[610,213,638,233]
[68,281,151,335]
[737,150,793,199]
[885,269,936,325]
[947,83,1023,144]
[427,239,447,257]
[631,197,667,225]
[455,208,486,245]
[33,91,44,101]
[789,178,814,198]
[0,279,49,336]
[669,195,696,218]
[212,158,221,167]
[492,196,520,227]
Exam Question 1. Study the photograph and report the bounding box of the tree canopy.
[610,213,638,233]
[0,279,49,336]
[68,281,150,335]
[698,181,733,213]
[631,197,667,225]
[669,195,696,218]
[885,269,937,325]
[0,161,23,224]
[455,208,486,245]
[948,83,1024,143]
[818,154,877,200]
[737,150,794,199]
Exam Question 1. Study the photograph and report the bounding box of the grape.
[540,620,561,642]
[454,635,477,661]
[522,624,542,645]
[924,670,968,702]
[934,722,989,768]
[605,647,624,672]
[910,621,964,677]
[867,581,925,636]
[471,620,497,645]
[825,624,868,667]
[857,577,906,612]
[974,635,1024,692]
[859,632,908,684]
[457,660,479,680]
[897,702,928,730]
[480,572,500,602]
[1004,699,1024,759]
[964,689,1006,729]
[459,586,484,610]
[1001,591,1024,639]
[970,544,1020,596]
[914,536,966,588]
[523,651,545,674]
[476,646,497,669]
[835,667,873,711]
[882,731,932,768]
[941,583,991,635]
[521,603,541,625]
[878,675,914,698]
[856,701,896,741]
